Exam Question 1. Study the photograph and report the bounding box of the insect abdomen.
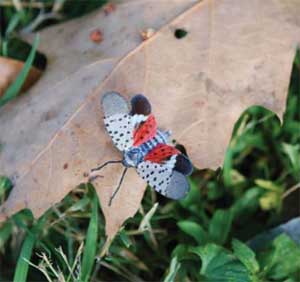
[139,130,168,155]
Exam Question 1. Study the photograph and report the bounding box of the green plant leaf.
[171,244,191,261]
[260,234,300,280]
[232,239,259,274]
[255,179,283,193]
[259,191,281,211]
[164,256,181,282]
[209,209,232,245]
[192,243,251,282]
[0,35,39,107]
[282,143,300,178]
[80,191,99,282]
[231,187,262,220]
[13,218,45,282]
[177,220,208,245]
[118,229,132,248]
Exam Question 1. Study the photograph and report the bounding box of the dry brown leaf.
[0,57,42,97]
[1,0,300,241]
[22,0,196,90]
[0,0,197,225]
[0,0,196,178]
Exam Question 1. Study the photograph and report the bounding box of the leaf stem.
[281,182,300,199]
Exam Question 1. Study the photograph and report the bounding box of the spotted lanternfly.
[90,92,193,206]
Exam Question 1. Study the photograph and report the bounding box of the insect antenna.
[89,160,123,182]
[91,160,123,172]
[109,167,128,206]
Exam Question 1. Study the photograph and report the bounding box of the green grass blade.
[164,256,181,282]
[2,13,21,56]
[80,192,99,282]
[223,147,233,187]
[13,218,44,282]
[2,41,8,57]
[0,176,12,199]
[5,13,21,37]
[0,35,39,107]
[0,222,13,249]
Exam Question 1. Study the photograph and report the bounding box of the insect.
[90,92,193,206]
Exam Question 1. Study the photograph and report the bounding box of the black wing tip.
[174,154,193,176]
[131,94,152,115]
[132,94,147,100]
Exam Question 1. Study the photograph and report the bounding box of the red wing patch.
[133,114,157,146]
[144,144,180,163]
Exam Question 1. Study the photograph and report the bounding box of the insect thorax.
[122,129,170,168]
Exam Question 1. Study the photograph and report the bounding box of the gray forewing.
[165,171,190,200]
[101,91,129,116]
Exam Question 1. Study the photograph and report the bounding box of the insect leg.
[108,167,128,206]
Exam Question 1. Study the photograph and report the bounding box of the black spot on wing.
[174,154,193,176]
[130,94,151,115]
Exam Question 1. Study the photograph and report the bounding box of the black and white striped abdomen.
[139,129,170,155]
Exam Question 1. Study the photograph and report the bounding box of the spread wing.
[102,92,147,151]
[144,144,193,175]
[104,113,146,151]
[137,144,193,199]
[137,156,190,200]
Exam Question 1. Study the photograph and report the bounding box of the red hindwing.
[133,114,157,146]
[144,144,180,163]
